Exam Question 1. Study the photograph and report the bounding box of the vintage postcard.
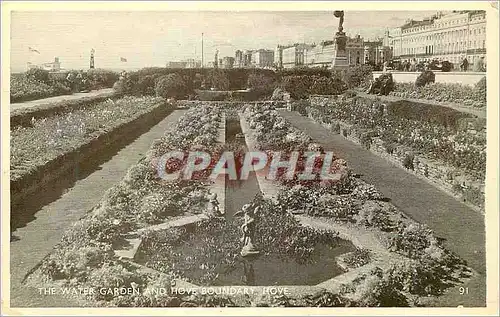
[1,1,499,316]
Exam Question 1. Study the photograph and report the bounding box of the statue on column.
[334,11,345,33]
[332,10,348,68]
[214,49,219,68]
[333,11,347,51]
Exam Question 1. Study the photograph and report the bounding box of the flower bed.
[10,96,177,220]
[242,104,352,190]
[25,103,225,306]
[305,96,485,209]
[240,107,472,306]
[11,96,167,183]
[390,79,486,108]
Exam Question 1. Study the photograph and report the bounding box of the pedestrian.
[462,57,469,72]
[410,58,416,72]
[382,60,389,73]
[65,71,76,92]
[75,70,84,92]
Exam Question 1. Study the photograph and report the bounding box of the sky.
[10,10,436,72]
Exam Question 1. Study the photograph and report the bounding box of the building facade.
[280,44,311,68]
[276,35,365,69]
[28,57,61,72]
[235,50,244,67]
[364,40,393,65]
[389,10,486,66]
[166,61,187,68]
[185,59,202,68]
[222,56,235,68]
[251,49,275,68]
[243,50,253,67]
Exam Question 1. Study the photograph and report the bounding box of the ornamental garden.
[12,66,486,307]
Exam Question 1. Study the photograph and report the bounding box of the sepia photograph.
[1,1,498,315]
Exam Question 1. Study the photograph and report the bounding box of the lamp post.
[90,48,95,69]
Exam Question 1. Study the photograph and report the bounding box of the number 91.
[459,287,469,295]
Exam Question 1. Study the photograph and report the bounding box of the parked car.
[431,60,453,72]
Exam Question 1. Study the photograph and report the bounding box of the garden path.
[10,88,115,112]
[279,110,486,276]
[9,110,186,307]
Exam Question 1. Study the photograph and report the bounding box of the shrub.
[312,194,359,221]
[136,75,159,96]
[343,249,371,268]
[292,100,310,116]
[40,245,113,281]
[387,255,461,296]
[310,76,348,95]
[155,73,187,99]
[113,76,135,95]
[343,65,373,89]
[88,263,146,301]
[414,70,435,87]
[354,267,408,307]
[207,69,230,90]
[402,152,414,170]
[280,75,313,99]
[383,141,397,154]
[388,223,437,259]
[355,201,393,231]
[86,69,120,89]
[26,68,50,83]
[246,72,277,98]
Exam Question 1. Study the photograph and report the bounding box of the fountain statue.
[332,10,349,69]
[234,202,261,257]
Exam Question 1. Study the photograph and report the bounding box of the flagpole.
[201,32,204,68]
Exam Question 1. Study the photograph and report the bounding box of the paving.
[10,88,115,112]
[279,110,486,276]
[10,110,186,307]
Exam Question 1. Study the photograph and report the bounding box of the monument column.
[331,10,349,70]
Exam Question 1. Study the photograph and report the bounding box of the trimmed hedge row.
[114,66,373,100]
